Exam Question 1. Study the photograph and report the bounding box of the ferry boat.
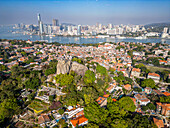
[134,36,147,39]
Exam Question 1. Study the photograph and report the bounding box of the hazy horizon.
[0,0,170,25]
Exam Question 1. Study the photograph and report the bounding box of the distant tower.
[39,21,44,34]
[53,19,59,26]
[99,24,102,30]
[96,22,99,28]
[37,13,44,35]
[108,23,113,29]
[163,27,168,33]
[37,13,41,22]
[77,25,81,35]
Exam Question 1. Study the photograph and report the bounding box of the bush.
[58,109,64,115]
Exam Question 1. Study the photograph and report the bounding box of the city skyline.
[0,0,170,25]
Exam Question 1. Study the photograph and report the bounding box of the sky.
[0,0,170,25]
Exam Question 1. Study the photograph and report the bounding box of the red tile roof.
[153,118,164,128]
[96,97,106,105]
[103,94,110,98]
[70,115,88,127]
[132,68,141,72]
[148,73,160,77]
[163,92,170,96]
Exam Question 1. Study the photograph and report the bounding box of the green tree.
[160,96,170,103]
[55,74,74,86]
[118,97,136,112]
[96,65,107,76]
[25,78,40,90]
[49,95,55,102]
[146,103,156,110]
[83,70,96,85]
[127,50,133,58]
[58,109,64,115]
[21,51,27,56]
[0,98,20,124]
[127,114,153,128]
[133,87,142,92]
[84,123,99,128]
[141,78,156,89]
[0,64,7,71]
[58,119,67,128]
[111,119,128,128]
[84,102,108,124]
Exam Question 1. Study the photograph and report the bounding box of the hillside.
[144,22,170,33]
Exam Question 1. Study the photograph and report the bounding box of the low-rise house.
[96,96,107,107]
[144,87,152,94]
[21,47,34,52]
[106,85,115,93]
[147,73,160,83]
[134,94,150,106]
[38,114,51,125]
[19,110,28,118]
[21,91,30,98]
[49,101,62,110]
[163,92,170,97]
[123,84,131,91]
[35,95,50,104]
[14,121,24,128]
[5,60,19,68]
[106,83,116,93]
[153,117,164,128]
[131,68,141,77]
[156,102,170,117]
[159,60,167,65]
[18,57,28,62]
[65,107,84,119]
[70,115,88,128]
[75,110,84,118]
[153,89,164,96]
[130,97,137,107]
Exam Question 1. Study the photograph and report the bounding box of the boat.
[134,36,147,39]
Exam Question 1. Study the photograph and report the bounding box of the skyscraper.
[108,23,113,29]
[39,21,44,34]
[52,19,59,26]
[77,25,81,35]
[163,27,168,33]
[37,13,44,35]
[37,13,41,22]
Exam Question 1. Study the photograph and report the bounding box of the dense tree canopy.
[83,70,96,85]
[84,102,109,124]
[141,78,156,89]
[96,65,107,76]
[160,96,170,103]
[0,98,20,124]
[118,97,136,112]
[55,73,74,86]
[0,64,7,72]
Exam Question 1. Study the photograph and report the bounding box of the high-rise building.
[43,24,48,34]
[68,26,72,33]
[37,13,41,22]
[48,25,52,34]
[163,27,168,33]
[39,21,44,34]
[96,22,99,28]
[99,24,102,30]
[108,23,113,29]
[52,19,59,26]
[107,28,116,35]
[77,25,81,35]
[37,13,44,35]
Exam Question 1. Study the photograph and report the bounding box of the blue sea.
[0,25,170,44]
